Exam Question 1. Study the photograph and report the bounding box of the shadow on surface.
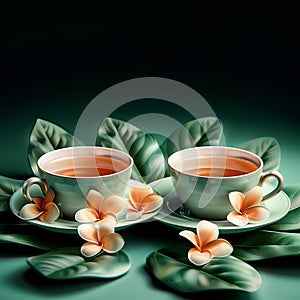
[0,243,44,258]
[142,265,255,300]
[121,220,183,247]
[4,264,120,296]
[252,255,300,277]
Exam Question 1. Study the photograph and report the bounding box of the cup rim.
[37,146,134,179]
[167,146,263,179]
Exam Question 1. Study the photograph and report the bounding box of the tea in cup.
[168,146,283,220]
[22,146,133,219]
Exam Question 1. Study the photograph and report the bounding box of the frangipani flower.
[227,186,270,226]
[78,222,125,258]
[179,220,233,266]
[126,185,163,220]
[75,190,126,225]
[20,189,60,223]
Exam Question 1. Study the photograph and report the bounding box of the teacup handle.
[22,177,48,203]
[258,170,284,201]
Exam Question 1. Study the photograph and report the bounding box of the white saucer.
[150,177,291,234]
[10,179,160,234]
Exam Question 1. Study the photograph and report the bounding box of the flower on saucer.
[75,190,126,225]
[19,189,60,223]
[179,220,233,266]
[78,222,125,258]
[227,186,270,227]
[126,185,163,220]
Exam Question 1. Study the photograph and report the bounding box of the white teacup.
[22,146,133,219]
[168,146,284,220]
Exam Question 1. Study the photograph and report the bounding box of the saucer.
[10,179,160,234]
[149,177,291,234]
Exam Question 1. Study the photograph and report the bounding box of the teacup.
[22,146,133,219]
[168,146,284,220]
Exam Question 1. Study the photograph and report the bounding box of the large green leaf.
[282,185,300,209]
[97,117,166,183]
[0,232,56,250]
[232,230,300,261]
[97,117,144,151]
[129,134,166,183]
[0,223,80,250]
[146,246,261,293]
[267,185,300,231]
[238,137,280,171]
[161,117,223,176]
[28,118,84,176]
[27,247,131,279]
[0,175,24,211]
[161,117,223,158]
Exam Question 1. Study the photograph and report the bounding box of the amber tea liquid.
[52,156,128,177]
[186,157,258,177]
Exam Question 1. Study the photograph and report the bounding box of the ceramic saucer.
[10,179,160,234]
[150,177,291,234]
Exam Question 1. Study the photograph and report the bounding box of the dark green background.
[1,2,300,300]
[1,2,299,178]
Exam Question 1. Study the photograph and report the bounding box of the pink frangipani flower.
[126,185,163,220]
[20,189,60,223]
[75,190,126,225]
[227,186,270,226]
[179,220,233,266]
[78,222,125,258]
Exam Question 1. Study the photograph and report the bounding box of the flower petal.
[20,203,43,220]
[179,230,199,248]
[86,190,104,211]
[44,189,55,205]
[32,197,44,210]
[81,242,102,258]
[227,211,249,226]
[102,233,125,253]
[101,213,118,225]
[228,191,245,212]
[129,186,153,206]
[75,208,99,223]
[125,198,133,207]
[188,248,212,266]
[126,208,144,220]
[140,194,163,213]
[97,221,114,242]
[77,223,98,243]
[40,202,60,223]
[101,195,126,216]
[245,205,271,223]
[197,220,219,248]
[204,239,233,258]
[244,186,263,208]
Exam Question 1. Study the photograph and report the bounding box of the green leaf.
[237,137,280,171]
[160,118,223,176]
[283,185,300,209]
[0,232,55,250]
[161,117,223,159]
[0,175,24,212]
[232,230,300,261]
[0,223,80,250]
[146,246,261,293]
[28,118,85,176]
[97,117,144,151]
[129,134,166,183]
[27,247,131,279]
[267,185,300,231]
[97,117,166,183]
